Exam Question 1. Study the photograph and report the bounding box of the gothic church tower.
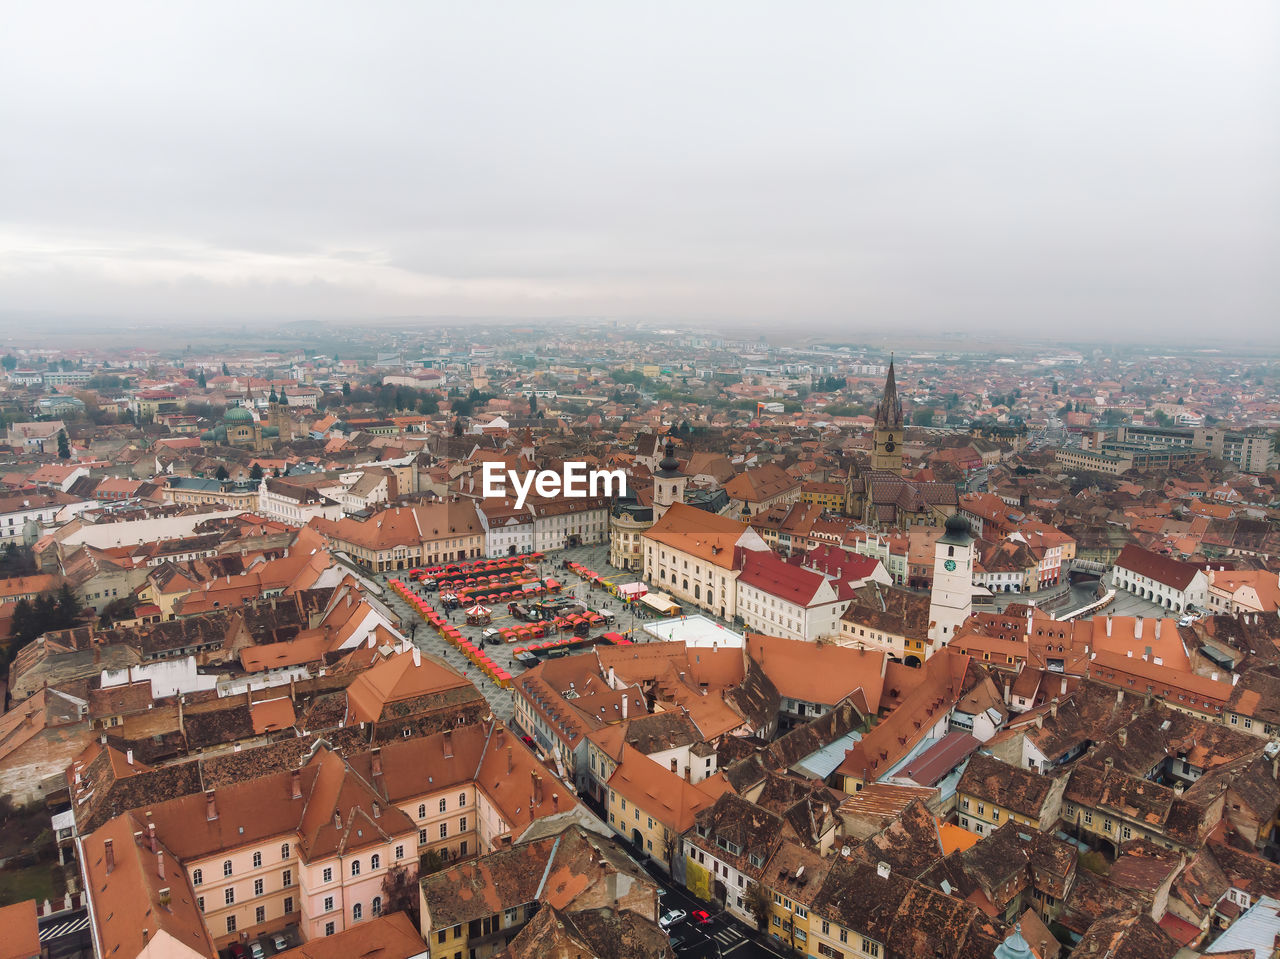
[871,356,905,474]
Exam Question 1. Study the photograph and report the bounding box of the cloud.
[1,1,1276,335]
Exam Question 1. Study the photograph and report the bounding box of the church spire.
[875,354,903,430]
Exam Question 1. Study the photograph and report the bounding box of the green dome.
[224,406,254,424]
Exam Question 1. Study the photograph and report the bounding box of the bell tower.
[929,513,975,649]
[871,356,904,474]
[652,440,686,520]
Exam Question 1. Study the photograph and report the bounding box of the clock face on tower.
[883,439,896,452]
[944,559,957,572]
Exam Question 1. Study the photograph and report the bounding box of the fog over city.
[2,1,1277,337]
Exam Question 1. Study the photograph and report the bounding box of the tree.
[744,880,771,931]
[453,419,464,437]
[380,865,422,928]
[0,355,15,371]
[914,408,935,428]
[250,463,264,481]
[221,362,229,376]
[215,465,229,480]
[99,597,137,628]
[196,370,207,388]
[342,381,352,398]
[56,584,79,623]
[529,393,537,415]
[56,429,70,460]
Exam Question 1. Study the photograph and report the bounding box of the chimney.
[155,848,165,880]
[608,666,616,688]
[1060,676,1068,695]
[1105,616,1112,637]
[104,839,115,874]
[334,811,342,831]
[126,749,134,765]
[411,647,421,667]
[876,861,891,879]
[205,790,217,822]
[1135,616,1143,639]
[147,821,157,853]
[291,770,302,800]
[507,746,514,773]
[530,770,538,804]
[1155,619,1162,641]
[552,792,559,812]
[1050,701,1058,719]
[621,694,628,721]
[373,801,381,819]
[1118,728,1128,748]
[536,774,544,805]
[684,766,691,781]
[372,748,383,778]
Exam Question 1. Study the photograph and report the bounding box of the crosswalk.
[710,926,744,946]
[39,913,90,941]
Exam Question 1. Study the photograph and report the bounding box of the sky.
[1,2,1277,338]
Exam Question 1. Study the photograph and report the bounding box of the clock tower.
[871,356,905,474]
[929,513,975,649]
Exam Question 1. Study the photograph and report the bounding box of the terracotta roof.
[836,649,974,783]
[0,900,39,959]
[605,744,733,833]
[82,812,216,959]
[344,649,474,725]
[746,633,887,711]
[1115,544,1202,591]
[641,502,760,569]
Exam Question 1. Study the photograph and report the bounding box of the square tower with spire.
[871,355,905,474]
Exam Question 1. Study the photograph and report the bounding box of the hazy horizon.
[3,2,1277,337]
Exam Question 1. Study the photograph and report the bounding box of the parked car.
[249,943,266,959]
[421,578,438,590]
[659,908,686,929]
[229,946,248,959]
[272,934,289,951]
[521,734,536,749]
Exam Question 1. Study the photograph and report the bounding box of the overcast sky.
[1,2,1277,337]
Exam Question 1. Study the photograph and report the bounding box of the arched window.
[252,851,262,868]
[372,896,382,917]
[352,903,363,921]
[370,854,381,870]
[223,860,233,877]
[351,860,361,876]
[418,803,426,819]
[281,843,290,860]
[458,792,466,807]
[192,868,203,886]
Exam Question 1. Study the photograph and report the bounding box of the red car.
[691,909,712,925]
[521,734,536,748]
